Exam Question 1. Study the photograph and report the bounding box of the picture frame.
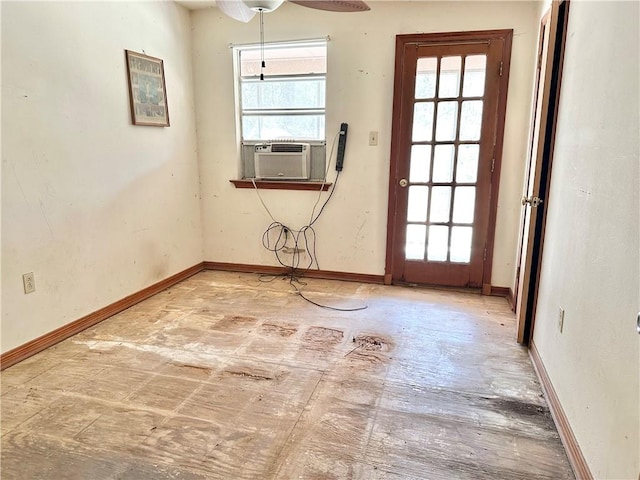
[125,50,170,127]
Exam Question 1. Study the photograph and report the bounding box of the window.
[236,40,327,142]
[232,40,329,183]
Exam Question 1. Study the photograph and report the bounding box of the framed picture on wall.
[125,50,170,127]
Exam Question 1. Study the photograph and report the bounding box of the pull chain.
[259,9,265,81]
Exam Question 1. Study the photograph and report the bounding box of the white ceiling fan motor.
[242,0,285,12]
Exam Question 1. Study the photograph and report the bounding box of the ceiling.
[174,0,217,10]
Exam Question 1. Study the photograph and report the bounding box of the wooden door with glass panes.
[386,31,512,288]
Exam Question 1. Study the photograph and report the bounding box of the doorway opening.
[515,1,571,344]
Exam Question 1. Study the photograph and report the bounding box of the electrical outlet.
[23,272,36,294]
[558,307,565,333]
[369,131,378,146]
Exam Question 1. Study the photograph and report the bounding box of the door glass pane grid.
[422,225,476,263]
[412,54,486,145]
[426,144,481,186]
[407,53,486,264]
[419,54,487,101]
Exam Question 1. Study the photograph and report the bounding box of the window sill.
[230,179,331,191]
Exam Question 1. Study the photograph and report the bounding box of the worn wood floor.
[1,271,573,479]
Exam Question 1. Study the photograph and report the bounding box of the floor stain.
[490,398,550,417]
[302,327,344,350]
[223,366,284,382]
[260,323,298,337]
[211,315,257,331]
[346,351,387,366]
[175,364,213,375]
[352,335,393,353]
[341,334,394,369]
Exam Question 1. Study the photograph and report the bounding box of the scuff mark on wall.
[38,199,54,239]
[6,158,30,207]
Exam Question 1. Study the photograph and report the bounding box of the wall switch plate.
[23,272,36,294]
[558,307,565,333]
[369,131,378,146]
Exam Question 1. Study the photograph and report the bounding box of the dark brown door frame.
[519,0,571,344]
[384,29,513,291]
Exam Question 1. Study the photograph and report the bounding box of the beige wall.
[532,1,640,478]
[1,1,203,353]
[191,1,540,287]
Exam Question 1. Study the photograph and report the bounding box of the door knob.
[522,196,543,207]
[399,179,408,187]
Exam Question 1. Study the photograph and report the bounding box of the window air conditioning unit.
[254,143,311,180]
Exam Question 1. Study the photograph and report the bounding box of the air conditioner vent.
[271,143,306,153]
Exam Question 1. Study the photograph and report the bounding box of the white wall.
[1,1,203,353]
[532,1,640,478]
[192,1,540,286]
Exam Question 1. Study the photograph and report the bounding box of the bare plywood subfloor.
[1,271,574,479]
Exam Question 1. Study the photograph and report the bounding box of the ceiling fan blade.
[216,0,256,22]
[289,0,370,13]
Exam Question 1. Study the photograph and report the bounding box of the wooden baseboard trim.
[203,261,385,285]
[508,288,516,312]
[489,286,510,297]
[529,341,593,480]
[0,262,205,371]
[489,286,515,309]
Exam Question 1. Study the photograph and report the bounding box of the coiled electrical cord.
[251,130,366,311]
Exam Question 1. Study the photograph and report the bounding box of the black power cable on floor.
[289,279,367,311]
